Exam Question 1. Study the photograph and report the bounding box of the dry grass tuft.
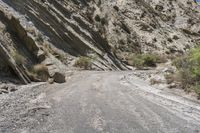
[74,57,92,70]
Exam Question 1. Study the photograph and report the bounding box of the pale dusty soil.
[0,71,200,133]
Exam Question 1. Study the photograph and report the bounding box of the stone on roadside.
[52,72,66,83]
[48,78,54,84]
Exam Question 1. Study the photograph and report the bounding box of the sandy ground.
[0,71,200,133]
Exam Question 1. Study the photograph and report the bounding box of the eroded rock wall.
[95,0,200,55]
[0,0,199,83]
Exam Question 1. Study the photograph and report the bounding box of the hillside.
[0,0,200,83]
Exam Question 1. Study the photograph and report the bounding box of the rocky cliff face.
[101,0,200,52]
[0,0,200,83]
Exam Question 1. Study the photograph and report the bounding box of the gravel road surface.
[0,71,200,133]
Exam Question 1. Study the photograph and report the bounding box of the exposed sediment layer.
[0,0,200,83]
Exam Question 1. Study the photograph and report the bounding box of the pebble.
[0,84,18,94]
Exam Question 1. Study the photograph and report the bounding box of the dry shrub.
[150,78,163,85]
[74,57,92,70]
[30,64,49,81]
[32,64,48,73]
[156,54,168,63]
[43,42,66,61]
[165,73,182,84]
[12,51,27,65]
[130,54,166,69]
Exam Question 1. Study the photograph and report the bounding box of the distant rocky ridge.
[0,0,200,83]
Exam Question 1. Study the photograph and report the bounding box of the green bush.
[131,54,162,68]
[189,47,200,79]
[172,46,200,97]
[74,57,92,70]
[172,57,186,69]
[131,56,144,68]
[180,47,200,81]
[195,84,200,97]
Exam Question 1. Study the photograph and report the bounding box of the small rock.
[163,67,175,74]
[52,72,66,83]
[168,83,177,89]
[0,89,9,94]
[150,78,162,85]
[48,78,54,84]
[9,86,17,92]
[1,85,8,90]
[149,75,166,85]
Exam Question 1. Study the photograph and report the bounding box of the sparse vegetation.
[35,33,43,42]
[171,46,200,97]
[195,84,200,96]
[74,56,92,70]
[29,64,49,81]
[12,51,27,65]
[150,78,163,85]
[43,42,66,62]
[165,72,182,86]
[130,54,166,69]
[32,64,48,74]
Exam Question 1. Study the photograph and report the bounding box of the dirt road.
[1,71,200,133]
